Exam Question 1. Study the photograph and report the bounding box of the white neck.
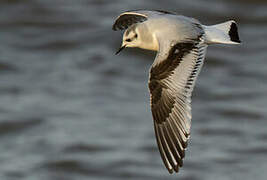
[137,24,159,52]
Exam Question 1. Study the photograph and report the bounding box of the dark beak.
[115,45,126,55]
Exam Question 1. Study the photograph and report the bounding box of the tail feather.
[228,22,241,43]
[203,20,241,45]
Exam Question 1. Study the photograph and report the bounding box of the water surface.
[0,0,267,180]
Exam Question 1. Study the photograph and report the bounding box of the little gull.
[112,10,241,174]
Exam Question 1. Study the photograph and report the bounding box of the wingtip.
[112,19,120,31]
[166,165,179,173]
[112,24,116,31]
[167,167,174,174]
[174,165,179,173]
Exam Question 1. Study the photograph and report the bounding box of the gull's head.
[116,26,140,55]
[116,24,159,54]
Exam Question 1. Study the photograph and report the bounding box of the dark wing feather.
[112,12,147,31]
[112,10,176,31]
[149,40,207,173]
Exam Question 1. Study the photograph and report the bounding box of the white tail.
[203,20,241,45]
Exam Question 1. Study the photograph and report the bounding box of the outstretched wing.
[112,10,175,31]
[149,39,207,173]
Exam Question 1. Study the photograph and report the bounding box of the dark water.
[0,0,267,179]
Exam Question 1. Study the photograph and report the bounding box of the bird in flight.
[112,10,240,174]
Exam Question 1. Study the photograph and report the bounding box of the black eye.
[134,34,138,38]
[125,38,131,42]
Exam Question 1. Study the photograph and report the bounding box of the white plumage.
[113,10,240,174]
